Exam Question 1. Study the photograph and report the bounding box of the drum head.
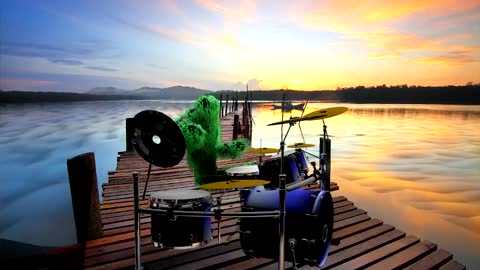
[132,110,186,168]
[225,165,259,176]
[150,189,210,201]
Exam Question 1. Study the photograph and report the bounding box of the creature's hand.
[216,138,250,159]
[179,122,206,151]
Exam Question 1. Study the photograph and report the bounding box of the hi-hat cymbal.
[248,147,279,154]
[132,110,186,168]
[287,143,315,148]
[267,106,348,126]
[200,179,270,190]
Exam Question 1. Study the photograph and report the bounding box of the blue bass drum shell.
[240,186,333,266]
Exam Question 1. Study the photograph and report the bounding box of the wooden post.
[126,118,134,152]
[233,114,240,140]
[219,94,223,118]
[67,152,103,242]
[225,94,229,115]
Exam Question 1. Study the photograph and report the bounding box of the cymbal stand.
[320,119,330,191]
[278,94,287,270]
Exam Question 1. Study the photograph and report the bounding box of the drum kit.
[130,103,348,270]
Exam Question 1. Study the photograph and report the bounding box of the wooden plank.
[314,229,406,269]
[439,260,466,270]
[333,218,383,241]
[366,240,438,270]
[329,224,395,254]
[405,249,453,270]
[334,235,420,270]
[334,214,371,231]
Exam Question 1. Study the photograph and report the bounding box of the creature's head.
[188,95,220,128]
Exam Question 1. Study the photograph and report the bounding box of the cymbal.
[267,106,348,126]
[248,147,279,154]
[287,143,315,148]
[200,179,270,190]
[301,106,348,121]
[132,110,185,167]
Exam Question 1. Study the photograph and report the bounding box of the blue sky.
[1,0,479,92]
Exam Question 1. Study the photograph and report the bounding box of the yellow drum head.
[287,143,315,148]
[200,179,270,190]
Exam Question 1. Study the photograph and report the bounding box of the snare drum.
[226,165,259,179]
[240,186,333,266]
[150,189,212,248]
[260,154,301,188]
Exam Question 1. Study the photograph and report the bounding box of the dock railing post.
[126,118,134,152]
[225,94,229,115]
[233,114,240,140]
[67,152,103,243]
[219,94,223,118]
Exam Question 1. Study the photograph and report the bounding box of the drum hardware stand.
[215,196,223,244]
[133,172,143,270]
[142,160,153,200]
[278,94,287,270]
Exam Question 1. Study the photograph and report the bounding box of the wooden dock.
[14,110,466,270]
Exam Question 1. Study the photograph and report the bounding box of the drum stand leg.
[133,172,143,270]
[216,196,222,244]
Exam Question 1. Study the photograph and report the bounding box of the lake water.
[0,100,479,268]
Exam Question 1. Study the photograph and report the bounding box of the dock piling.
[67,152,103,243]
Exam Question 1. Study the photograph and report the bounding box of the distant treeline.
[214,85,480,105]
[1,85,479,104]
[211,89,338,102]
[335,85,480,104]
[0,91,142,103]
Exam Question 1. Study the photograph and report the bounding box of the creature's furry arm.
[175,110,206,152]
[216,138,250,159]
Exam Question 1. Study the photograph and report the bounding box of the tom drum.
[150,189,212,248]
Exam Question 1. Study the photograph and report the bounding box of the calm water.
[0,101,479,268]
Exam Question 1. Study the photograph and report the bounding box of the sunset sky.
[1,0,479,92]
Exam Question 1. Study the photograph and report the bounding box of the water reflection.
[251,103,480,268]
[0,101,479,268]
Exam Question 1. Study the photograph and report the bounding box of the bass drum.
[240,186,333,266]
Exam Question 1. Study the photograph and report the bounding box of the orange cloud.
[148,24,195,45]
[370,53,401,59]
[416,50,480,66]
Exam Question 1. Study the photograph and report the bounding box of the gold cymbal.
[248,147,279,154]
[200,179,270,190]
[301,106,348,121]
[287,143,315,148]
[267,106,348,126]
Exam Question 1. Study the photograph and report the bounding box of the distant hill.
[86,85,211,100]
[133,86,211,99]
[0,90,141,103]
[87,87,129,95]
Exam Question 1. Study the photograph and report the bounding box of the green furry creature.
[175,95,250,185]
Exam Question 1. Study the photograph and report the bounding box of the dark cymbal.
[267,107,348,126]
[132,110,185,168]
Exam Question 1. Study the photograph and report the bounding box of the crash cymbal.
[132,110,186,168]
[267,116,302,126]
[301,106,348,121]
[200,179,270,190]
[287,143,315,148]
[248,147,279,154]
[267,107,348,126]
